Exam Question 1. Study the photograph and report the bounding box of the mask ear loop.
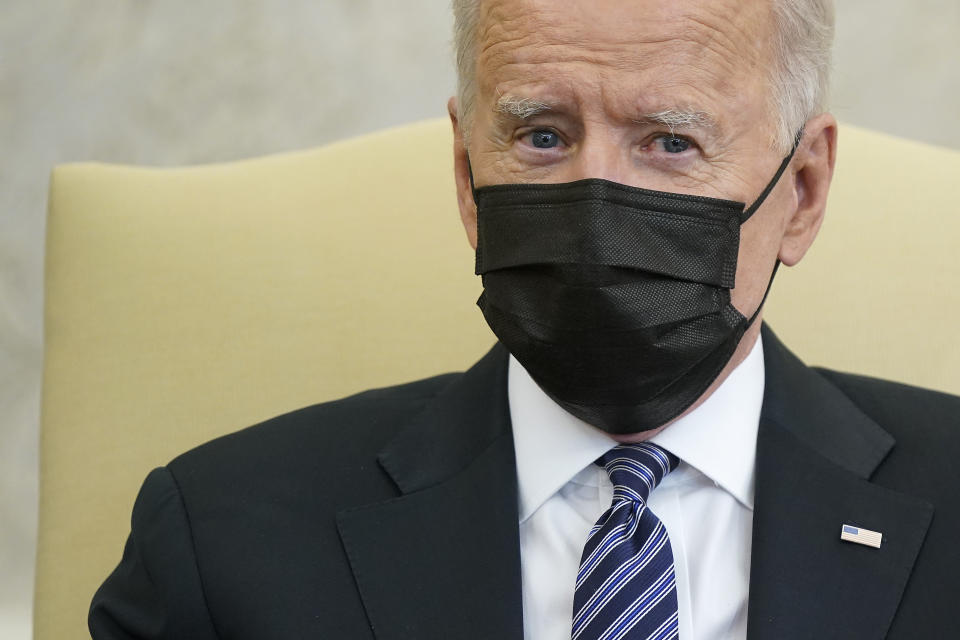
[466,153,477,197]
[741,128,804,326]
[740,128,805,223]
[466,154,486,276]
[746,259,781,327]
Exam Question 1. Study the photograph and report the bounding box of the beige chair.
[36,118,960,638]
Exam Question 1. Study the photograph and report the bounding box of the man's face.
[453,0,831,322]
[450,0,836,433]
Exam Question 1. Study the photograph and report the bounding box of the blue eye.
[660,136,691,154]
[530,130,560,149]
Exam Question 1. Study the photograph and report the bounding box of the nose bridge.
[573,125,632,184]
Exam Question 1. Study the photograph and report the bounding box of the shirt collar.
[509,335,765,523]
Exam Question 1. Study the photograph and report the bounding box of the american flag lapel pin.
[840,524,883,549]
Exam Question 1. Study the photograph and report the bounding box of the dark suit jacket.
[90,326,960,639]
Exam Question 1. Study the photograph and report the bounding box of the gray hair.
[452,0,834,153]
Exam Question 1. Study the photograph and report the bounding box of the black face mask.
[471,139,799,434]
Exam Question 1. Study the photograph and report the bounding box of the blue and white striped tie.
[572,443,681,640]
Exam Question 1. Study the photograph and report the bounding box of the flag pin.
[840,524,882,549]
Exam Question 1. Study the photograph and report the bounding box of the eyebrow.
[636,108,719,135]
[493,96,720,138]
[495,94,554,120]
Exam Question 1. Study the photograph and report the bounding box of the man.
[90,0,959,638]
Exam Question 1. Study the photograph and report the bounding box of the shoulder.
[167,371,461,504]
[815,368,960,442]
[815,368,960,503]
[95,372,468,637]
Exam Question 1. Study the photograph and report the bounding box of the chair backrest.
[36,118,960,638]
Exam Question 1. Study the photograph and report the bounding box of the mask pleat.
[480,267,725,331]
[476,196,740,288]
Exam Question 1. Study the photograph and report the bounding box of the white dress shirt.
[510,336,765,640]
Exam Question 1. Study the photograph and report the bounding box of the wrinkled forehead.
[475,0,774,119]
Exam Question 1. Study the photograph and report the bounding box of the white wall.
[1,1,957,637]
[833,1,960,148]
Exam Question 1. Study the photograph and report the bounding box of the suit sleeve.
[89,467,220,639]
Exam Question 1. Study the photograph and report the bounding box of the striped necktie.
[572,443,681,640]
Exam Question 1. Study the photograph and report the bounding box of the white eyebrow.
[495,94,553,119]
[638,108,718,134]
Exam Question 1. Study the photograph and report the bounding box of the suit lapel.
[747,326,934,639]
[336,344,524,640]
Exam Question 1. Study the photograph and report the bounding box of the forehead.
[476,0,773,119]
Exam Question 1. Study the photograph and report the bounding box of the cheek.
[730,211,785,314]
[728,177,795,312]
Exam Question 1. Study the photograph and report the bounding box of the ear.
[779,113,838,266]
[449,96,478,250]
